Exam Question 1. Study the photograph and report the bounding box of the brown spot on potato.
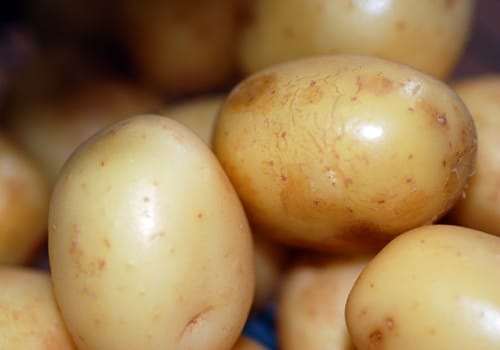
[143,196,150,202]
[223,73,278,115]
[445,0,457,10]
[103,239,111,249]
[100,160,105,167]
[356,74,394,96]
[369,330,383,345]
[408,154,413,160]
[197,212,203,219]
[395,20,406,32]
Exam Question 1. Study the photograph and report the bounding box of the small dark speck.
[310,80,317,87]
[281,175,287,181]
[408,154,414,160]
[377,199,385,204]
[100,161,105,167]
[420,239,426,244]
[197,212,203,219]
[280,131,287,138]
[144,197,150,203]
[370,283,375,288]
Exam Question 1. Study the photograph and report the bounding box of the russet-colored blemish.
[103,239,111,249]
[356,74,394,96]
[223,73,278,114]
[197,212,203,219]
[408,154,414,160]
[100,160,105,167]
[369,329,383,345]
[445,0,457,10]
[436,114,447,125]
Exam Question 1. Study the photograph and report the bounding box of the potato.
[116,0,239,95]
[278,254,369,350]
[238,0,475,80]
[4,52,161,184]
[0,132,49,265]
[252,233,289,311]
[446,75,500,236]
[0,267,75,349]
[48,115,255,349]
[345,224,500,350]
[232,336,267,350]
[213,54,477,253]
[159,94,226,144]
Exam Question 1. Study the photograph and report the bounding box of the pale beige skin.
[278,254,369,350]
[213,54,477,253]
[446,75,500,236]
[346,224,500,350]
[159,94,226,145]
[0,267,76,349]
[48,115,255,350]
[231,336,267,350]
[0,133,49,265]
[238,0,475,80]
[116,0,239,95]
[5,65,161,184]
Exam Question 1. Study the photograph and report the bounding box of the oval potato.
[278,254,369,350]
[49,115,255,350]
[213,54,477,252]
[0,132,49,265]
[0,267,75,349]
[346,224,500,350]
[446,75,500,236]
[238,0,475,79]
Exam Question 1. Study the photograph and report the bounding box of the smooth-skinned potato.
[213,54,477,253]
[346,224,500,350]
[446,75,500,235]
[238,0,475,80]
[4,52,161,184]
[49,115,255,350]
[116,0,239,95]
[278,254,369,350]
[159,94,226,144]
[0,132,49,265]
[0,267,75,349]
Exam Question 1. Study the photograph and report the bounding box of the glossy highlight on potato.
[213,54,477,253]
[49,115,255,350]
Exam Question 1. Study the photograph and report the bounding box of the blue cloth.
[243,302,277,350]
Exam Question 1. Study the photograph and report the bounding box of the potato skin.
[446,75,500,236]
[48,115,255,350]
[238,0,475,80]
[231,336,267,350]
[213,54,477,252]
[345,224,500,350]
[0,133,49,265]
[278,254,369,350]
[0,267,76,349]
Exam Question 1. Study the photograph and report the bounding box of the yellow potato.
[446,75,500,236]
[0,266,75,349]
[238,0,475,80]
[213,54,477,253]
[232,336,267,350]
[346,224,500,350]
[278,254,369,350]
[0,132,49,265]
[116,0,239,95]
[252,233,289,311]
[4,53,161,184]
[159,94,226,144]
[49,115,255,350]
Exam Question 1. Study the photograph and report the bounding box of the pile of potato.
[0,0,499,349]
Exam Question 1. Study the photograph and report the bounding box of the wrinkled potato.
[116,0,239,95]
[0,267,75,349]
[446,75,500,236]
[238,0,475,80]
[159,94,226,144]
[4,51,161,184]
[0,133,49,265]
[213,54,477,252]
[278,254,369,350]
[346,224,500,350]
[49,115,255,350]
[232,336,267,350]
